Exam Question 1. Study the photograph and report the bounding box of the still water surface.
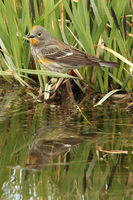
[0,88,133,200]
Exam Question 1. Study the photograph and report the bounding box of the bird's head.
[25,25,51,46]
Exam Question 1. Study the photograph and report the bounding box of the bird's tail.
[99,61,119,68]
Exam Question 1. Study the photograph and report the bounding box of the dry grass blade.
[97,146,133,154]
[98,45,133,71]
[94,89,121,107]
[60,3,65,31]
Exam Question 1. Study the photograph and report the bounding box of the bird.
[25,25,119,73]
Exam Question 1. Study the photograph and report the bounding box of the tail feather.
[99,61,119,68]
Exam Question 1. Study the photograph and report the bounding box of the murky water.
[0,86,133,200]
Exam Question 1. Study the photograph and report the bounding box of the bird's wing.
[39,39,100,66]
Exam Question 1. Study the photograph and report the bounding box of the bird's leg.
[51,77,64,91]
[49,77,64,99]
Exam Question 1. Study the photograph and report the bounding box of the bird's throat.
[29,38,40,46]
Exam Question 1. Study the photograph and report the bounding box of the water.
[0,86,133,200]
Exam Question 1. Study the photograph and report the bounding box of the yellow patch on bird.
[29,38,40,45]
[27,155,38,164]
[32,25,39,30]
[39,57,52,64]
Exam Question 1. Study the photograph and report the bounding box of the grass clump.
[0,0,132,94]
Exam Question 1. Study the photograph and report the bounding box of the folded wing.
[39,38,118,68]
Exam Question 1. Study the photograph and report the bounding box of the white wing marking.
[56,52,73,59]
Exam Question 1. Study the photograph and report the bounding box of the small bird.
[26,25,119,73]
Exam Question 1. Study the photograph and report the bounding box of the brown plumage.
[26,25,119,73]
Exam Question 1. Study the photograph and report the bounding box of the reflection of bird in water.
[26,137,83,169]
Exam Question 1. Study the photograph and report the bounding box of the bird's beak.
[23,35,35,40]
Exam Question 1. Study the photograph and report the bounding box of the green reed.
[0,0,132,93]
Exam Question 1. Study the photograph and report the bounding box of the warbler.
[26,25,119,73]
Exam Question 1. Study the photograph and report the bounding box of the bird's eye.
[37,32,42,37]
